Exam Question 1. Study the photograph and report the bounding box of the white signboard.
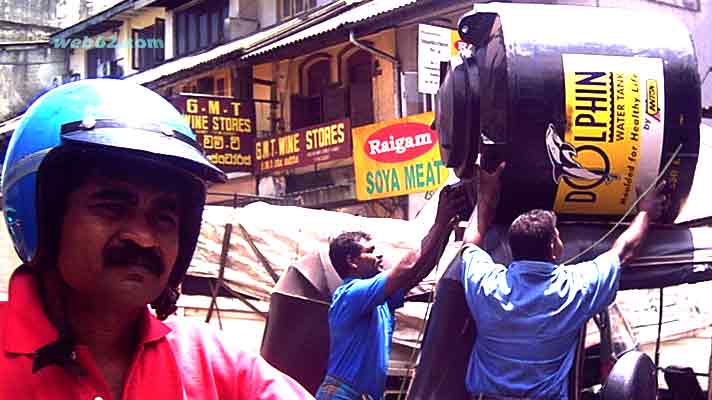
[417,24,453,95]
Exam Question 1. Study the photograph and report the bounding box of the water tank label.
[552,54,665,215]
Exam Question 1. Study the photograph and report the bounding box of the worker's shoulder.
[460,244,498,265]
[565,250,620,270]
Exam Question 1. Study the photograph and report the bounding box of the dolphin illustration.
[545,123,618,184]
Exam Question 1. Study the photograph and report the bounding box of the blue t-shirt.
[325,272,405,400]
[461,246,621,400]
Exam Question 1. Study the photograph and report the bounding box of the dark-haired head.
[508,209,563,262]
[329,231,379,279]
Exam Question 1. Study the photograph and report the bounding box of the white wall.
[257,0,279,26]
[556,0,712,107]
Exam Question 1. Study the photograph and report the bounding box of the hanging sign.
[418,24,473,95]
[254,118,351,174]
[353,112,449,200]
[172,95,255,173]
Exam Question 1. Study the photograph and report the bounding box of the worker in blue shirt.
[461,163,666,400]
[315,184,469,400]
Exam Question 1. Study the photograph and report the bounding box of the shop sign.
[255,119,351,174]
[173,95,255,173]
[353,112,449,200]
[552,54,665,215]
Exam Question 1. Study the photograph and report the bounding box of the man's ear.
[550,237,563,261]
[345,254,356,269]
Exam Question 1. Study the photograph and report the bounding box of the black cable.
[654,287,664,369]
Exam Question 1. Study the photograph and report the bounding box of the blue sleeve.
[331,273,389,320]
[387,288,406,311]
[460,245,499,297]
[564,250,622,319]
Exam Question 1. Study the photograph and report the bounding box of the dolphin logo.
[545,123,618,184]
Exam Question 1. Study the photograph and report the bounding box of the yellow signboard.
[353,112,449,200]
[553,54,664,215]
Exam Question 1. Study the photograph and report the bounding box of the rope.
[562,143,683,265]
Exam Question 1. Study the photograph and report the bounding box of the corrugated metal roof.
[124,20,300,85]
[242,0,417,59]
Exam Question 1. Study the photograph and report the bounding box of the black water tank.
[438,3,700,223]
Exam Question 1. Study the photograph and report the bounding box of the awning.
[242,0,418,60]
[123,20,302,85]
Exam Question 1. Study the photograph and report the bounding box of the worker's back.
[461,246,621,399]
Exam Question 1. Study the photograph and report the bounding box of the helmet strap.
[151,286,179,320]
[32,266,85,376]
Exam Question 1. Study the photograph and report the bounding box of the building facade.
[4,0,710,218]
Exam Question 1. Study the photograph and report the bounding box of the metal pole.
[349,30,402,118]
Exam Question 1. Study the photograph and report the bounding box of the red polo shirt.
[0,268,314,400]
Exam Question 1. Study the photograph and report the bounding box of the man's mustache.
[103,242,165,276]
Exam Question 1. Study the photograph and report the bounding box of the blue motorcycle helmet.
[2,79,226,318]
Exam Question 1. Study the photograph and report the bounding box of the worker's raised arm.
[383,184,469,297]
[464,163,506,247]
[611,181,667,265]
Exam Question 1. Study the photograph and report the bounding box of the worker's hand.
[434,183,470,227]
[477,162,506,214]
[636,180,668,221]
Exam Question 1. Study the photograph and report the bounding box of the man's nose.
[117,213,159,249]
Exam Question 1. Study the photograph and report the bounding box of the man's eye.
[156,213,178,228]
[95,203,125,215]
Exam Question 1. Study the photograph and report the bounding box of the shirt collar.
[3,266,172,355]
[508,260,558,275]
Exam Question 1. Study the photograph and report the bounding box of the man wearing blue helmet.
[0,79,314,399]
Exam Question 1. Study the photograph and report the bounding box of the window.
[174,0,228,57]
[199,13,209,48]
[307,59,330,96]
[290,50,375,130]
[279,0,320,21]
[346,50,374,127]
[86,46,117,78]
[132,18,165,71]
[216,79,226,96]
[292,57,347,130]
[197,77,215,94]
[173,69,231,96]
[176,13,186,55]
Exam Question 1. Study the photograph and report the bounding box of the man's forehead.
[90,159,184,187]
[357,238,375,248]
[81,173,180,201]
